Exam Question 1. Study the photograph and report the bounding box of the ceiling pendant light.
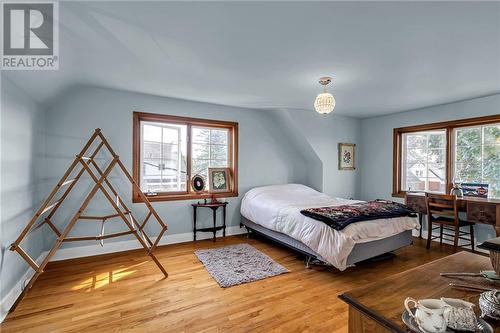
[314,76,336,115]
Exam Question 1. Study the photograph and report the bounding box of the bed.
[240,184,419,270]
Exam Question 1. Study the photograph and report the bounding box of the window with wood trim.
[133,112,238,202]
[393,115,500,199]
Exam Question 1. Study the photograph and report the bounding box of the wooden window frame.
[392,114,500,198]
[133,112,239,202]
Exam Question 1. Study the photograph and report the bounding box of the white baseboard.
[50,225,246,261]
[0,226,245,324]
[0,250,48,324]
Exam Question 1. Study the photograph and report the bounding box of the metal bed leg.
[305,256,312,269]
[245,226,251,238]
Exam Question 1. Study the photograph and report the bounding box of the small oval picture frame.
[191,174,205,193]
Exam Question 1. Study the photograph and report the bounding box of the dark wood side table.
[192,202,228,242]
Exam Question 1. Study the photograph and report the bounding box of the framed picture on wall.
[339,143,356,170]
[208,168,231,193]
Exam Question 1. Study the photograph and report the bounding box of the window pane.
[456,127,481,146]
[484,125,500,144]
[192,143,209,159]
[143,124,161,142]
[192,159,209,178]
[428,134,445,149]
[406,134,426,148]
[192,127,209,143]
[401,130,446,193]
[210,159,228,168]
[455,163,482,183]
[143,141,161,159]
[210,144,228,160]
[161,143,178,158]
[483,145,500,180]
[142,159,162,193]
[191,126,230,185]
[453,123,500,198]
[163,127,179,144]
[427,149,445,164]
[141,122,187,193]
[210,129,228,145]
[406,148,426,162]
[455,146,481,164]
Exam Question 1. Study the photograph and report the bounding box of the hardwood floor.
[1,235,459,333]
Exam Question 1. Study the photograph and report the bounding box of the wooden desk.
[405,192,500,236]
[339,252,499,332]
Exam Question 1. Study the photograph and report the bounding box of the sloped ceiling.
[3,1,500,118]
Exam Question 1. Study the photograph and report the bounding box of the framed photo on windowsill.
[339,143,356,170]
[209,168,231,193]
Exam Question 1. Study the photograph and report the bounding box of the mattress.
[240,184,419,270]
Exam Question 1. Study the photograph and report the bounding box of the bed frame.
[240,216,413,268]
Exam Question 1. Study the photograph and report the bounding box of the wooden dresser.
[339,252,500,332]
[405,193,500,236]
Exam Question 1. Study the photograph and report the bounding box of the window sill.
[391,192,406,198]
[132,191,239,203]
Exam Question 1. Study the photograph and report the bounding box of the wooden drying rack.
[9,128,168,312]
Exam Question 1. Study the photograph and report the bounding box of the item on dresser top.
[300,199,416,231]
[441,271,500,282]
[402,309,493,333]
[404,298,449,333]
[449,283,491,292]
[461,183,489,198]
[449,182,464,197]
[478,237,500,276]
[441,298,477,331]
[479,289,500,320]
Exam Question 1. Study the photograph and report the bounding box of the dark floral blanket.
[300,200,416,231]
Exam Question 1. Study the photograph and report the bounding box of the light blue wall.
[43,86,316,248]
[0,77,47,314]
[359,93,500,243]
[282,109,361,199]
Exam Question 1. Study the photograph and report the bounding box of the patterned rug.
[195,243,289,288]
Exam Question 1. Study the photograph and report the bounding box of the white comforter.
[240,184,419,270]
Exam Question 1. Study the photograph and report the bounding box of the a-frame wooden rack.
[9,128,168,312]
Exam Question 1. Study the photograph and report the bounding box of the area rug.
[194,243,289,288]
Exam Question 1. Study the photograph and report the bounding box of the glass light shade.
[314,92,336,114]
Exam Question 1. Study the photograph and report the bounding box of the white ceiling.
[4,1,500,118]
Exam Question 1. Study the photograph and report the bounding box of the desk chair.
[425,193,475,253]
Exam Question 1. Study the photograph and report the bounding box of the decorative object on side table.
[192,201,228,242]
[338,143,355,170]
[208,167,231,193]
[191,174,205,193]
